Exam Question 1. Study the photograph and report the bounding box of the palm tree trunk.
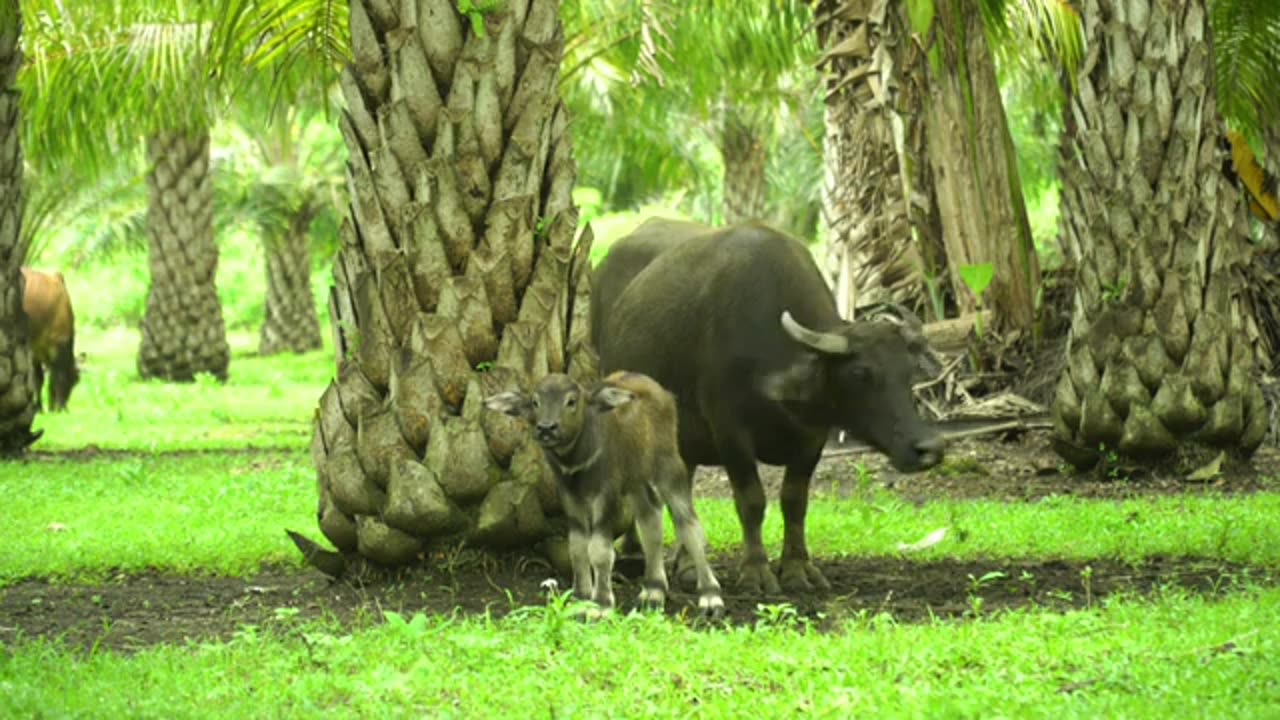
[814,0,944,321]
[259,212,321,356]
[721,104,769,224]
[0,4,40,456]
[916,0,1040,329]
[1051,0,1267,468]
[138,128,230,382]
[308,0,596,567]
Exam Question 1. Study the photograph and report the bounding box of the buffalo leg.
[721,452,781,596]
[655,456,725,617]
[778,451,832,592]
[32,363,45,411]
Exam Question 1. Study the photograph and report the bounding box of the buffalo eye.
[565,394,577,408]
[847,364,873,383]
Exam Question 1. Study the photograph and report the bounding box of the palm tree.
[0,1,40,456]
[813,0,942,319]
[20,1,238,382]
[1050,0,1280,468]
[220,83,344,356]
[813,0,1083,328]
[241,0,598,567]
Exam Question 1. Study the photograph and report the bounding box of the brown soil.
[3,430,1277,654]
[1,554,1268,654]
[694,428,1280,502]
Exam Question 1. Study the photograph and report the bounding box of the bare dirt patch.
[1,554,1270,654]
[693,429,1280,503]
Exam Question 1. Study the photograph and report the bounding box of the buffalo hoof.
[778,558,832,593]
[737,560,783,596]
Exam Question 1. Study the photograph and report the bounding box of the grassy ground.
[4,587,1277,719]
[4,324,1280,715]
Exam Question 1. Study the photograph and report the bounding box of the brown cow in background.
[21,267,80,411]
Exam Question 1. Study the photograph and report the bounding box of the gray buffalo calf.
[485,371,724,619]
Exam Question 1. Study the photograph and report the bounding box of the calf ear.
[592,386,635,412]
[759,356,823,403]
[484,391,532,418]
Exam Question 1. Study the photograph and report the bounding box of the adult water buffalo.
[21,267,80,412]
[591,217,945,595]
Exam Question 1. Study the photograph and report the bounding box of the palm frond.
[982,0,1085,92]
[18,1,246,183]
[1211,0,1280,143]
[217,0,349,115]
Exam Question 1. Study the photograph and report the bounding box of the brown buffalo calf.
[486,371,724,619]
[21,267,80,411]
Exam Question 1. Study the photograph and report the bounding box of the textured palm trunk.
[308,0,596,568]
[259,214,322,356]
[0,4,39,456]
[814,0,944,320]
[1051,0,1267,468]
[138,129,231,382]
[915,0,1040,329]
[720,106,769,224]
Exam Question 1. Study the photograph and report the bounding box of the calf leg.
[615,526,646,579]
[632,493,669,612]
[655,457,725,618]
[778,451,831,592]
[567,525,594,602]
[586,529,617,611]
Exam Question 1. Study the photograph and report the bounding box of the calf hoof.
[737,560,783,596]
[779,558,832,593]
[696,593,726,621]
[574,602,614,623]
[638,585,667,613]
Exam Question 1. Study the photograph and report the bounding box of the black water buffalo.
[590,217,945,595]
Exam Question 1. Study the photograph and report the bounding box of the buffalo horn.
[886,302,925,340]
[780,311,851,355]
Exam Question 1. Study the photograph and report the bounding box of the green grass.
[30,326,332,452]
[3,586,1278,718]
[0,451,314,586]
[5,445,1280,586]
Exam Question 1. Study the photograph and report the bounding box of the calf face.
[484,374,635,454]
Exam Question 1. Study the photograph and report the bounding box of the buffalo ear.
[484,391,533,419]
[759,356,824,403]
[591,386,636,412]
